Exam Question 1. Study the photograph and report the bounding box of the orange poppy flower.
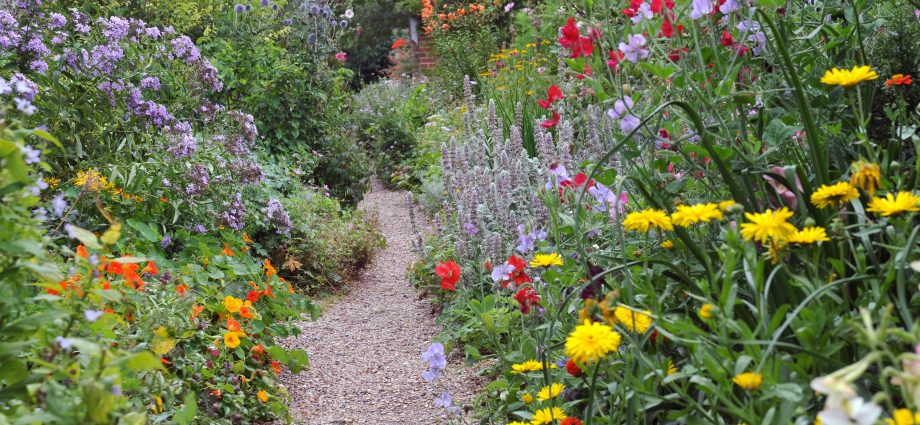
[222,244,235,257]
[76,245,89,258]
[142,261,158,275]
[264,259,277,277]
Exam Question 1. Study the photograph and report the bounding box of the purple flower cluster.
[262,198,292,236]
[229,159,264,184]
[184,164,210,195]
[515,223,546,254]
[139,76,161,91]
[219,192,247,230]
[126,86,173,127]
[607,96,640,134]
[164,121,197,158]
[223,110,259,155]
[0,73,39,114]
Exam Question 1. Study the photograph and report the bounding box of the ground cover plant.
[404,0,920,423]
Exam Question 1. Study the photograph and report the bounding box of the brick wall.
[416,34,438,72]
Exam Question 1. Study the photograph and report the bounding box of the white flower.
[817,397,881,425]
[344,8,354,19]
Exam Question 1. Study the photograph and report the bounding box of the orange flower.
[458,8,466,15]
[424,25,433,34]
[227,317,242,332]
[76,245,89,258]
[438,13,446,20]
[262,284,275,299]
[160,357,171,365]
[287,282,295,294]
[222,244,235,257]
[240,305,255,319]
[391,38,408,49]
[160,196,167,203]
[243,232,253,244]
[447,13,457,20]
[442,23,450,30]
[886,73,913,87]
[101,280,111,290]
[251,344,265,355]
[191,304,205,320]
[176,284,187,295]
[248,280,259,289]
[142,261,158,275]
[264,259,277,277]
[106,261,124,275]
[257,390,268,403]
[270,360,282,375]
[210,389,221,399]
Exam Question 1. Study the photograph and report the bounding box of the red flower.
[886,74,913,87]
[720,30,735,47]
[573,173,595,188]
[176,284,187,295]
[391,38,408,49]
[559,18,593,58]
[575,63,592,80]
[106,261,123,275]
[247,290,261,303]
[538,85,564,109]
[566,358,582,376]
[435,260,461,291]
[560,418,583,425]
[660,16,674,38]
[513,286,541,314]
[540,111,560,129]
[606,51,625,73]
[667,47,689,62]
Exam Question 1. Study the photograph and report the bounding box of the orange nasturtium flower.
[142,261,158,275]
[270,360,282,375]
[226,317,242,332]
[176,284,187,295]
[223,296,244,313]
[264,259,277,277]
[76,245,89,258]
[222,244,235,256]
[239,305,255,319]
[191,304,205,320]
[257,390,269,403]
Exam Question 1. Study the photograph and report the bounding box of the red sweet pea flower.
[559,18,593,58]
[573,173,595,188]
[660,16,674,38]
[513,286,541,314]
[500,256,532,288]
[435,260,461,291]
[606,51,625,73]
[566,358,582,376]
[720,31,735,47]
[575,63,592,80]
[667,47,689,62]
[538,85,564,109]
[540,111,560,129]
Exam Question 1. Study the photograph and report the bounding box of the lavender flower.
[83,309,103,322]
[139,76,161,90]
[421,342,447,382]
[49,13,67,28]
[719,0,741,14]
[183,164,210,195]
[690,0,712,19]
[192,224,207,234]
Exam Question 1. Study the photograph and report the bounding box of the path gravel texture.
[280,181,481,424]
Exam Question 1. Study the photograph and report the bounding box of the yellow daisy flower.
[718,200,737,211]
[850,160,881,195]
[667,359,678,376]
[622,208,674,232]
[786,226,830,244]
[820,65,879,88]
[739,208,797,242]
[661,239,674,249]
[698,303,715,320]
[732,372,763,390]
[810,182,859,209]
[613,306,653,333]
[565,320,622,363]
[531,407,566,425]
[530,253,564,268]
[885,408,920,425]
[670,202,724,227]
[866,192,920,217]
[521,393,533,404]
[536,383,565,401]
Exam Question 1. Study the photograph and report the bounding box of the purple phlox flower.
[719,0,740,14]
[84,309,103,322]
[219,192,247,230]
[14,97,36,114]
[11,73,38,100]
[88,254,99,266]
[22,144,40,164]
[503,2,515,12]
[0,78,11,95]
[64,223,79,239]
[55,336,75,349]
[170,35,201,63]
[111,385,123,396]
[29,174,48,196]
[690,0,712,19]
[51,193,67,217]
[618,34,648,63]
[262,198,293,236]
[490,262,515,283]
[630,2,654,24]
[33,207,48,221]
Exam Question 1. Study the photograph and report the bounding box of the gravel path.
[280,181,481,424]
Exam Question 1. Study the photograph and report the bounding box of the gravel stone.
[280,181,482,424]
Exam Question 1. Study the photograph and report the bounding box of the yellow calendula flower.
[531,407,566,425]
[886,408,920,425]
[698,303,715,320]
[866,192,920,217]
[623,208,673,232]
[257,390,268,403]
[670,202,723,227]
[718,200,737,211]
[223,296,244,313]
[536,383,564,401]
[739,207,797,243]
[511,359,545,374]
[223,331,244,349]
[850,160,881,195]
[520,393,533,404]
[661,239,674,249]
[613,306,653,333]
[530,252,564,268]
[45,176,60,188]
[74,169,110,192]
[732,372,763,390]
[820,65,879,88]
[565,320,622,363]
[787,226,830,244]
[811,182,859,209]
[667,359,678,376]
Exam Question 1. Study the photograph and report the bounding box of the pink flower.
[334,51,347,63]
[763,166,803,211]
